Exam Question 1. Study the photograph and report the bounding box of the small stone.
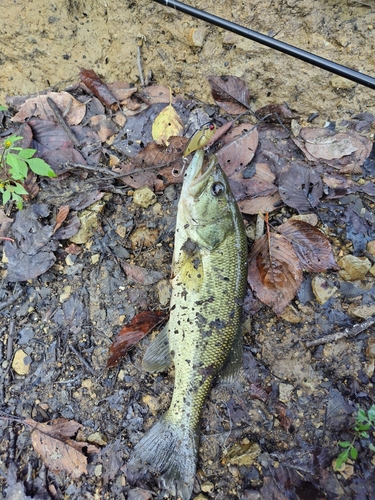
[330,76,355,89]
[12,349,31,375]
[133,187,157,208]
[142,394,160,415]
[370,265,375,277]
[350,304,375,319]
[366,338,375,359]
[129,227,158,249]
[223,441,261,467]
[59,285,72,302]
[291,119,301,137]
[280,305,301,323]
[193,495,208,500]
[70,200,106,244]
[200,482,214,493]
[279,383,294,403]
[115,225,127,239]
[156,279,172,306]
[94,464,103,477]
[187,27,207,47]
[91,253,100,264]
[290,213,318,226]
[87,431,108,446]
[164,184,176,202]
[338,255,371,281]
[367,240,375,257]
[312,276,337,304]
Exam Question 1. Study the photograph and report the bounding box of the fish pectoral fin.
[142,324,172,373]
[217,325,243,384]
[171,246,204,293]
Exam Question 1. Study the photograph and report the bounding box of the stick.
[47,97,81,147]
[305,317,375,348]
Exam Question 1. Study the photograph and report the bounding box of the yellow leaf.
[152,103,183,145]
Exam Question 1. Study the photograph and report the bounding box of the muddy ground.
[0,0,375,499]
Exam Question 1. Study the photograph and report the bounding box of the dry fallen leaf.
[238,191,282,215]
[278,163,322,213]
[152,103,184,145]
[80,68,118,108]
[207,75,251,114]
[25,417,99,478]
[107,311,167,368]
[278,220,340,272]
[248,232,303,315]
[53,206,70,234]
[11,91,86,126]
[216,124,259,175]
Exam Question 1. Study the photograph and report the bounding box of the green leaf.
[350,446,358,460]
[359,431,370,439]
[368,405,375,423]
[0,105,7,111]
[335,449,349,470]
[13,183,29,195]
[2,189,11,205]
[12,192,23,210]
[26,158,56,177]
[356,409,367,422]
[369,443,375,452]
[17,148,37,159]
[338,441,351,448]
[355,423,370,432]
[6,154,28,179]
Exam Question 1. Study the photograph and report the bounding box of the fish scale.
[126,149,248,500]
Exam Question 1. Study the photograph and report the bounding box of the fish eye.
[211,181,225,196]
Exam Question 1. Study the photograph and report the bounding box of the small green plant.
[0,134,56,209]
[0,105,7,111]
[335,405,375,470]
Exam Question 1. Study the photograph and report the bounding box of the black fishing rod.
[151,0,375,91]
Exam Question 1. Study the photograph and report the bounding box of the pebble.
[12,349,31,375]
[70,200,106,245]
[367,240,375,257]
[290,213,318,226]
[133,187,157,208]
[311,276,337,304]
[156,279,172,306]
[142,394,160,415]
[338,255,371,281]
[201,481,214,493]
[330,76,356,89]
[187,27,207,47]
[280,304,301,323]
[164,184,176,202]
[366,338,375,359]
[129,227,158,249]
[59,285,72,303]
[350,304,375,319]
[279,383,294,403]
[87,431,108,446]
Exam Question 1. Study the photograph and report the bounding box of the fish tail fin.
[126,415,198,500]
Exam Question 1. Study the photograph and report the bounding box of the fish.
[126,149,248,499]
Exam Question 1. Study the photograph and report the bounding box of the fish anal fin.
[142,324,172,373]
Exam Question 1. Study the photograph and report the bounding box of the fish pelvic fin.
[126,415,198,500]
[142,324,172,373]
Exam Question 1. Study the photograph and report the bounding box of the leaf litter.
[0,68,374,500]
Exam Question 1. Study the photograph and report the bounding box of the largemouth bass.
[126,150,248,499]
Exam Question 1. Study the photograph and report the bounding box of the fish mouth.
[186,151,216,198]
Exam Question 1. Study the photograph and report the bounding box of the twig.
[0,288,24,312]
[305,317,375,347]
[65,162,119,178]
[137,39,145,86]
[68,344,95,376]
[6,320,15,362]
[47,97,81,148]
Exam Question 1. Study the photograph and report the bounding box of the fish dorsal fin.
[142,324,172,373]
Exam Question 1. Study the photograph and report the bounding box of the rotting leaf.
[216,124,259,176]
[24,417,99,479]
[238,191,282,215]
[11,91,86,126]
[248,232,303,315]
[138,85,181,105]
[207,75,251,114]
[228,162,277,202]
[278,220,340,272]
[152,102,184,145]
[53,205,70,234]
[80,68,118,108]
[278,163,322,213]
[121,263,164,285]
[107,311,167,368]
[255,103,296,124]
[89,114,118,142]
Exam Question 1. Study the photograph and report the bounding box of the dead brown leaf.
[229,162,278,202]
[53,206,70,234]
[89,114,118,142]
[278,163,322,213]
[107,311,167,368]
[107,81,138,101]
[0,210,13,239]
[121,263,164,285]
[248,232,303,315]
[24,417,99,478]
[238,191,282,215]
[216,124,259,175]
[11,91,86,125]
[278,220,340,272]
[138,85,182,105]
[207,75,251,114]
[255,103,296,123]
[80,68,118,108]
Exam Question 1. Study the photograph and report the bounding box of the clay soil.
[0,1,375,499]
